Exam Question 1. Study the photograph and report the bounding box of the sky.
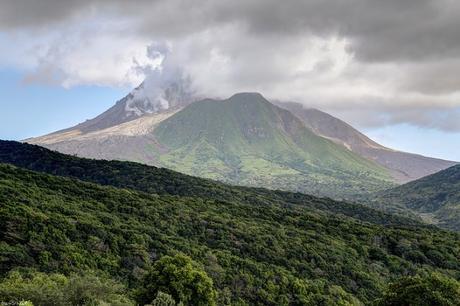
[0,0,459,161]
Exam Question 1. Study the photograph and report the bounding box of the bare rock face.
[275,101,457,183]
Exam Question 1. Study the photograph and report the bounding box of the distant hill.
[27,93,395,199]
[373,164,460,231]
[275,101,457,183]
[1,141,460,304]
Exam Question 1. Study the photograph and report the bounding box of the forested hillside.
[372,164,460,231]
[1,163,460,305]
[0,140,417,226]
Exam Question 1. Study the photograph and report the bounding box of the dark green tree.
[375,273,460,306]
[137,254,217,306]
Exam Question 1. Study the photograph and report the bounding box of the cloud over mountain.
[1,0,460,131]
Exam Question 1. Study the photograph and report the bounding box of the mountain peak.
[228,92,265,100]
[225,92,272,109]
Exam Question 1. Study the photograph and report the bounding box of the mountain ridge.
[27,92,397,198]
[274,101,457,182]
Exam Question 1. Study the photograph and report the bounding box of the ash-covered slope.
[26,80,195,162]
[275,102,457,183]
[38,79,196,137]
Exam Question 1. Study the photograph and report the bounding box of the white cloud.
[10,17,153,88]
[1,0,460,132]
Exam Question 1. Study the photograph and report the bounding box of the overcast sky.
[0,0,459,160]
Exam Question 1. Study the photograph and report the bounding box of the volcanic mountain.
[27,92,396,198]
[26,87,456,198]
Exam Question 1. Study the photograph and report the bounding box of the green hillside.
[372,165,460,231]
[153,93,394,198]
[1,142,460,304]
[2,164,460,305]
[0,140,415,226]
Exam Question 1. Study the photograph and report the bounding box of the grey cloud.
[22,63,66,86]
[0,0,94,29]
[323,104,460,132]
[398,60,460,95]
[127,0,460,62]
[389,109,460,132]
[3,0,460,62]
[2,0,460,132]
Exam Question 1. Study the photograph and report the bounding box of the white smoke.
[124,42,195,117]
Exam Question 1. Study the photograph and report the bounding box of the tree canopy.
[375,273,460,306]
[137,254,217,306]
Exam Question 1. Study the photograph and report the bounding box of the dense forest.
[371,164,460,232]
[1,160,460,304]
[0,140,418,226]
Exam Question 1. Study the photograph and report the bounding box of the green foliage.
[0,270,68,305]
[138,254,217,306]
[153,93,395,198]
[375,273,460,306]
[65,272,135,305]
[0,163,459,304]
[372,164,460,231]
[0,140,418,227]
[0,270,134,306]
[150,291,177,306]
